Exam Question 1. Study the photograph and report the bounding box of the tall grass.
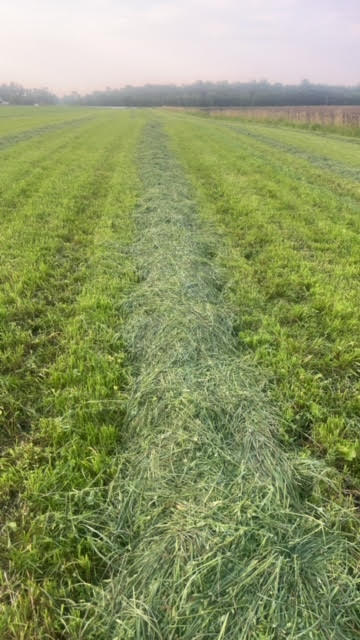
[81,122,360,639]
[183,106,360,137]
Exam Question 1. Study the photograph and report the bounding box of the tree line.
[0,83,57,105]
[2,80,360,107]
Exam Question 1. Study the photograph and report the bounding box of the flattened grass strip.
[85,122,360,638]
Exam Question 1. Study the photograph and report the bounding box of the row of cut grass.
[2,107,360,637]
[0,110,145,638]
[223,123,360,184]
[226,119,360,169]
[0,106,93,139]
[162,111,360,477]
[77,121,360,639]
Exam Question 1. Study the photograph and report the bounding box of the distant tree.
[0,83,57,105]
[3,80,360,109]
[63,80,360,108]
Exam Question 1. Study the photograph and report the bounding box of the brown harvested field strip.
[188,105,360,128]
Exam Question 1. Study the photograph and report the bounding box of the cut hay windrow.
[82,122,360,639]
[162,112,360,472]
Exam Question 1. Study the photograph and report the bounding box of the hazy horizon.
[1,0,359,94]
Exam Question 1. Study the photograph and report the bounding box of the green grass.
[0,109,145,638]
[1,107,360,638]
[0,105,93,138]
[74,121,360,640]
[1,114,129,446]
[162,111,360,476]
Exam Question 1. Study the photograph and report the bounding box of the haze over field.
[1,0,359,93]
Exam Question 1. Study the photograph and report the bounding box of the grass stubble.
[80,122,360,638]
[0,111,144,638]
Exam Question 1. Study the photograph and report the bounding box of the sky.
[0,0,359,94]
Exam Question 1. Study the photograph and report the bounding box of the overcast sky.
[0,0,359,93]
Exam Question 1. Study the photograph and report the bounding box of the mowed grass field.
[0,107,144,638]
[1,106,360,638]
[164,112,360,470]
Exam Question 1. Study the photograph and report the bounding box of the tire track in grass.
[84,122,360,638]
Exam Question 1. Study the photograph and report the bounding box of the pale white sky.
[0,0,359,93]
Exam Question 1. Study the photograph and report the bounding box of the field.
[181,105,360,134]
[1,106,360,638]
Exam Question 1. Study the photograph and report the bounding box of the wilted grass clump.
[83,123,360,639]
